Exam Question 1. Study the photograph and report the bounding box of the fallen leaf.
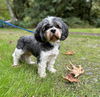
[64,61,84,83]
[67,63,84,77]
[64,73,80,82]
[64,51,75,55]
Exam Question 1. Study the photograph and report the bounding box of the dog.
[12,16,69,78]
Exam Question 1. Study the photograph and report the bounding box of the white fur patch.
[46,16,54,24]
[12,48,24,66]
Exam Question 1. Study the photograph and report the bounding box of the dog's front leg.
[47,55,57,73]
[38,60,47,78]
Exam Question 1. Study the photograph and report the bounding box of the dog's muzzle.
[45,28,61,42]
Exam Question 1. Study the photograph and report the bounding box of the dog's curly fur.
[12,16,69,78]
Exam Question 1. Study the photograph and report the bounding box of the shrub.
[64,17,90,28]
[95,18,100,28]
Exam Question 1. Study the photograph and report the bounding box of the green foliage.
[90,1,100,27]
[96,18,100,27]
[64,17,90,28]
[12,20,33,28]
[92,0,100,18]
[12,0,99,27]
[0,0,10,20]
[92,18,100,28]
[0,0,100,27]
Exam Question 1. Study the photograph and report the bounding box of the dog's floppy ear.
[60,22,69,40]
[35,21,44,42]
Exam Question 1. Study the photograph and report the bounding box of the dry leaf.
[64,51,75,55]
[64,61,84,83]
[67,62,84,77]
[67,63,84,77]
[64,73,80,82]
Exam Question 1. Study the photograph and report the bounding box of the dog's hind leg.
[12,48,24,66]
[24,55,35,65]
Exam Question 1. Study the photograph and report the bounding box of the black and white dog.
[12,16,69,78]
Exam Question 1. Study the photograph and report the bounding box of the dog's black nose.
[51,29,56,33]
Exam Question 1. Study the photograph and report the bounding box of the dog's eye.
[43,25,49,31]
[44,25,52,31]
[45,24,49,28]
[55,24,61,29]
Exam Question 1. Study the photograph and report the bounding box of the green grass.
[69,28,100,33]
[0,28,100,97]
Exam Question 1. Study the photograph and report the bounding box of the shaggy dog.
[12,16,69,78]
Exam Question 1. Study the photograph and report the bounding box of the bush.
[90,18,100,28]
[95,18,100,28]
[11,20,34,28]
[64,17,90,28]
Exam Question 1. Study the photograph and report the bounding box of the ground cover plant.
[0,28,100,97]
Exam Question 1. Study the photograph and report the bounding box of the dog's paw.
[29,61,36,65]
[39,73,46,78]
[12,64,20,67]
[48,68,57,73]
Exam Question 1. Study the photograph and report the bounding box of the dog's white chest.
[40,44,59,61]
[48,45,59,56]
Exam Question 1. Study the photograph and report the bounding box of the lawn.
[0,28,100,97]
[69,28,100,33]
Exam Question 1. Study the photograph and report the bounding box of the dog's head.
[35,16,69,42]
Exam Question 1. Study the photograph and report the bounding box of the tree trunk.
[5,0,17,21]
[88,0,92,21]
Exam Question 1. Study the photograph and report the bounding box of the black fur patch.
[17,36,54,57]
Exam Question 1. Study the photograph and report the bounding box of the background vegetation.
[0,0,100,28]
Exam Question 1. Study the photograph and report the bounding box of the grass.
[69,28,100,33]
[0,28,100,97]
